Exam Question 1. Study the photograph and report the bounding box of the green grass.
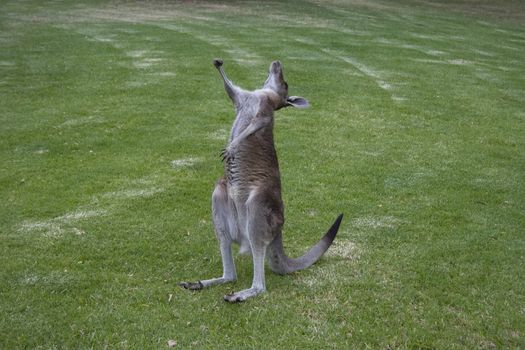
[1,0,524,348]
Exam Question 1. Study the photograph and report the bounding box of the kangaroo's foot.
[178,281,204,290]
[224,287,265,303]
[179,276,236,291]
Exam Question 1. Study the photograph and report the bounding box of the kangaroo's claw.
[220,147,234,162]
[224,293,245,303]
[213,58,223,68]
[178,281,204,290]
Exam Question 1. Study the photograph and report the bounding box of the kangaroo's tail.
[267,213,343,275]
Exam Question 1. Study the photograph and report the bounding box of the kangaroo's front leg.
[179,179,237,290]
[222,114,271,162]
[214,59,245,106]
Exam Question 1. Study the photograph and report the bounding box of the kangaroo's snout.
[269,61,283,74]
[263,61,288,103]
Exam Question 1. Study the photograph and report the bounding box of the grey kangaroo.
[179,59,343,302]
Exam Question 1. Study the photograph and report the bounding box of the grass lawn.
[1,0,524,348]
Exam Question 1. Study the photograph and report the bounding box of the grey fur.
[179,59,343,302]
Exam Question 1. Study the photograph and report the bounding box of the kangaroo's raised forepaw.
[213,58,223,68]
[178,281,204,290]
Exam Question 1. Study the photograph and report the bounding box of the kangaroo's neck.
[230,93,274,141]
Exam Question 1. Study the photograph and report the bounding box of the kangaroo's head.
[262,61,309,110]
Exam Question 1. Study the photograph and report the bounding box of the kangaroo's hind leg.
[179,178,237,290]
[224,189,282,302]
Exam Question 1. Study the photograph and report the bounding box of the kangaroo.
[179,59,343,302]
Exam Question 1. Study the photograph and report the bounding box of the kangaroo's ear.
[285,96,309,108]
